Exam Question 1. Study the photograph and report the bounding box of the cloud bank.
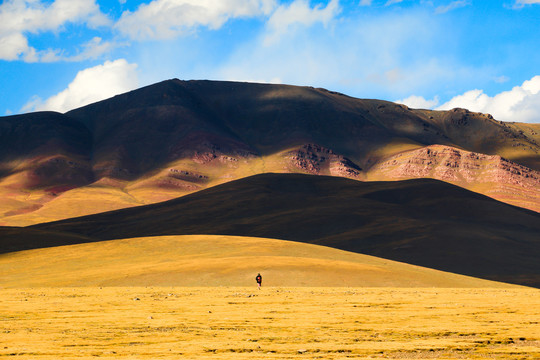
[395,95,439,109]
[0,0,110,61]
[398,76,540,123]
[22,59,138,113]
[437,76,540,123]
[115,0,276,40]
[264,0,340,44]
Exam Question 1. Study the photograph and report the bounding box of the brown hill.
[0,80,538,225]
[367,144,540,212]
[16,173,540,288]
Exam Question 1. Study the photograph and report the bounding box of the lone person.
[255,273,262,290]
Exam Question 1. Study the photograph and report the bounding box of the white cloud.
[437,75,540,123]
[69,37,117,61]
[435,0,470,14]
[264,0,340,44]
[0,0,110,61]
[115,0,276,40]
[395,95,439,109]
[514,0,540,5]
[0,32,31,61]
[385,0,403,5]
[359,0,372,5]
[21,59,139,113]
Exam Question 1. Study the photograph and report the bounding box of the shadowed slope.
[0,226,97,254]
[0,235,517,288]
[29,173,540,287]
[1,80,539,224]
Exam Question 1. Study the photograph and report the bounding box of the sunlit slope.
[1,80,539,224]
[366,144,540,212]
[0,235,516,288]
[30,173,540,287]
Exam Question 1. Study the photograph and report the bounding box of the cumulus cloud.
[0,0,110,61]
[437,75,540,123]
[0,32,30,61]
[395,95,439,109]
[21,59,139,113]
[264,0,340,44]
[435,0,470,14]
[115,0,276,40]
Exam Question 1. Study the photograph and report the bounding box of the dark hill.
[65,79,540,178]
[0,112,93,187]
[27,173,540,287]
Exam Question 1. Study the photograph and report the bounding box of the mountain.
[0,79,539,225]
[9,173,537,288]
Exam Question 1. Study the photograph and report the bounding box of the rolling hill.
[9,173,537,288]
[0,234,517,288]
[0,79,539,226]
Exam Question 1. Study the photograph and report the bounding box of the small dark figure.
[255,273,262,289]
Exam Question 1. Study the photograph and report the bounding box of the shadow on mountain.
[6,173,537,288]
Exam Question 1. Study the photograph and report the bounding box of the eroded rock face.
[370,145,540,211]
[285,144,362,178]
[168,169,209,183]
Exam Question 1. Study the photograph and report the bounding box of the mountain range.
[0,79,539,287]
[1,79,539,226]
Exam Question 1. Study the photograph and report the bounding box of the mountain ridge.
[0,79,539,225]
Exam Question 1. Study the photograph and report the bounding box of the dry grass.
[0,235,515,288]
[0,236,536,359]
[0,287,538,359]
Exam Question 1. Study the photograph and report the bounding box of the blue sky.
[1,0,540,123]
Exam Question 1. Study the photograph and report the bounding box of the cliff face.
[368,145,540,212]
[284,144,363,178]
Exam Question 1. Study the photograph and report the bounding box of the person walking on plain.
[255,273,262,290]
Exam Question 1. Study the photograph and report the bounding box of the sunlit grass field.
[0,235,538,358]
[1,287,538,359]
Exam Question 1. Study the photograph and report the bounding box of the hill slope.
[0,79,538,225]
[25,173,540,287]
[0,235,516,288]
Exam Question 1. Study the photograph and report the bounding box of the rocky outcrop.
[285,144,362,178]
[370,145,540,212]
[168,169,209,183]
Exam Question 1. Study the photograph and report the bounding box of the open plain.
[0,287,538,359]
[0,235,539,359]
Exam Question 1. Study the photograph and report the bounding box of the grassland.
[1,235,538,359]
[0,235,514,288]
[1,287,538,359]
[22,174,540,288]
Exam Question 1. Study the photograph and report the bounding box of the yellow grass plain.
[0,235,517,288]
[1,235,538,359]
[1,287,538,359]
